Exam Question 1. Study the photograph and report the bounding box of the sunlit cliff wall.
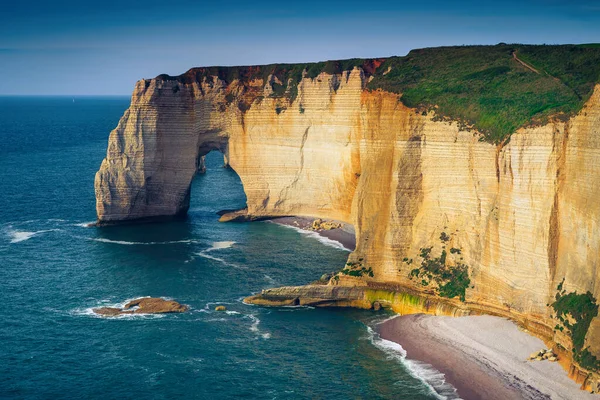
[95,66,600,376]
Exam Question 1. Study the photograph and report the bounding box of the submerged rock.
[215,305,227,311]
[93,297,188,316]
[93,307,123,316]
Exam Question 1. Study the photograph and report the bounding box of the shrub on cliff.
[407,233,471,302]
[552,286,600,371]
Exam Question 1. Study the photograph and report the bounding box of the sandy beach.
[378,314,600,400]
[270,216,356,251]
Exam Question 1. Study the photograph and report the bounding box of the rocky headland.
[95,44,600,390]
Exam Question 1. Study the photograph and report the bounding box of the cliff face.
[95,65,600,379]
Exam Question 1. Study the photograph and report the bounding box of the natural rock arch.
[95,72,362,226]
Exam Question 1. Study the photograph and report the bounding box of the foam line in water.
[195,251,245,269]
[6,228,61,243]
[366,325,459,400]
[73,221,96,228]
[246,314,271,339]
[86,237,200,245]
[263,274,277,285]
[268,222,350,251]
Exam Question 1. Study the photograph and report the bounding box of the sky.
[1,0,599,95]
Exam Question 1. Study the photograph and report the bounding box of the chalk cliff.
[95,46,600,388]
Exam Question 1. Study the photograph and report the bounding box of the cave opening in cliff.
[187,150,247,219]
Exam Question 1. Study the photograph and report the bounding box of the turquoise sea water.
[0,97,455,399]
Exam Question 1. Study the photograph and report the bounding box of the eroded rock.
[310,218,342,231]
[93,297,188,316]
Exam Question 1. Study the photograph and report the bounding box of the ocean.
[0,96,455,399]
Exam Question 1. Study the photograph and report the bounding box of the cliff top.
[157,44,600,143]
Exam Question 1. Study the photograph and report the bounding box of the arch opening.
[188,149,247,220]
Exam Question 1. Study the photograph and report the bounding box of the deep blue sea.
[0,97,453,399]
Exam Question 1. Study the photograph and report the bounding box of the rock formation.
[95,45,600,388]
[93,297,188,316]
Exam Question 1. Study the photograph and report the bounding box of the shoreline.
[378,314,599,400]
[269,216,356,251]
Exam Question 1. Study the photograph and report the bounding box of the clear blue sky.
[1,0,599,95]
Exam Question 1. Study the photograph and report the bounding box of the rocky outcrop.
[310,218,342,231]
[95,56,600,385]
[93,297,188,316]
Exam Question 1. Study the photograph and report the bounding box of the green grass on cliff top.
[158,44,600,143]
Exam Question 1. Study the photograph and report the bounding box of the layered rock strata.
[95,64,600,388]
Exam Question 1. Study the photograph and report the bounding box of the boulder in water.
[215,305,227,311]
[93,297,188,316]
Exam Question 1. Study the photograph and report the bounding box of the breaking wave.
[268,222,350,251]
[366,323,459,400]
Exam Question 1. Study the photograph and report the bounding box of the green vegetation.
[369,44,600,143]
[158,44,600,143]
[552,286,600,371]
[406,233,471,301]
[341,261,374,278]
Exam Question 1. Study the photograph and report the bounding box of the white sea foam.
[73,221,95,228]
[195,252,245,269]
[187,241,240,267]
[277,305,315,311]
[6,228,60,243]
[268,222,350,251]
[71,306,166,319]
[90,238,140,245]
[365,325,459,400]
[246,314,270,339]
[248,315,260,332]
[263,274,277,285]
[205,241,236,251]
[87,237,199,246]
